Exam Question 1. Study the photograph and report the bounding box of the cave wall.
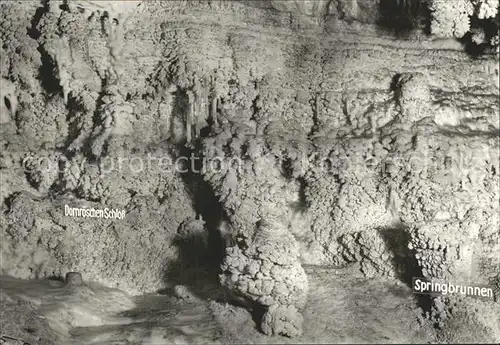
[1,0,499,302]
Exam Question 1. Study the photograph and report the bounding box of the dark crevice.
[280,157,294,179]
[81,78,108,160]
[163,89,229,301]
[164,143,228,300]
[199,121,212,138]
[249,89,260,123]
[58,1,70,12]
[62,96,86,153]
[3,192,21,213]
[100,11,110,36]
[462,13,500,57]
[390,73,402,94]
[3,96,11,112]
[378,226,433,313]
[377,0,498,57]
[27,0,49,40]
[37,46,62,96]
[177,140,228,266]
[250,304,267,333]
[377,0,430,38]
[292,176,308,213]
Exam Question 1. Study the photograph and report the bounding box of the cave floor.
[0,265,436,344]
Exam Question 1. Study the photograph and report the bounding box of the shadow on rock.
[161,229,224,302]
[378,225,432,313]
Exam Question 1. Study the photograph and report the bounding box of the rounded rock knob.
[65,272,83,286]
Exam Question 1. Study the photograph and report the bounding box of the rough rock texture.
[0,289,58,345]
[261,304,304,337]
[220,220,308,334]
[1,0,499,339]
[0,0,200,295]
[430,295,500,343]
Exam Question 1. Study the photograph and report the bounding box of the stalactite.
[194,92,201,139]
[196,83,209,136]
[204,87,209,126]
[315,92,321,120]
[60,69,71,105]
[202,83,209,133]
[211,92,218,128]
[187,90,194,143]
[107,14,126,84]
[162,89,171,134]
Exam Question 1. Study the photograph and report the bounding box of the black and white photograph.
[0,0,499,344]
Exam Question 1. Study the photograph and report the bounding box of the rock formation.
[1,0,498,339]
